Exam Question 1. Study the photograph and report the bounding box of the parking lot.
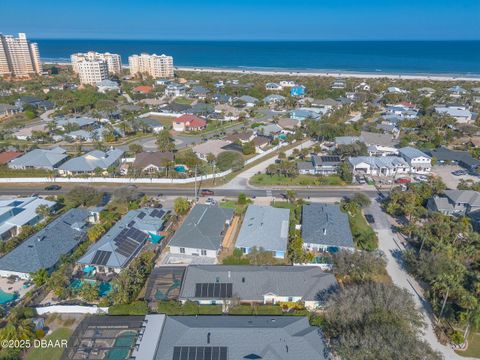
[432,165,479,189]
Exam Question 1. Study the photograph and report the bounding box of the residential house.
[398,147,431,174]
[376,121,400,138]
[133,314,330,360]
[8,147,68,170]
[212,93,232,104]
[236,95,258,107]
[178,265,337,310]
[265,82,283,91]
[0,104,20,118]
[77,208,169,274]
[0,151,22,165]
[173,114,207,132]
[168,204,234,259]
[355,82,370,91]
[132,151,174,174]
[96,79,120,93]
[138,118,165,133]
[58,148,123,176]
[418,87,436,97]
[255,123,282,138]
[301,203,355,252]
[290,85,305,97]
[13,124,49,140]
[448,86,467,97]
[277,118,300,131]
[263,94,285,105]
[426,146,480,172]
[15,96,54,111]
[312,98,340,111]
[289,108,321,121]
[133,85,153,94]
[214,104,243,121]
[279,80,296,87]
[427,190,480,216]
[0,196,56,241]
[298,155,341,175]
[225,130,255,144]
[348,156,410,177]
[331,79,346,89]
[190,103,215,117]
[235,205,290,259]
[387,86,407,94]
[0,208,93,279]
[55,116,97,130]
[188,86,210,99]
[253,136,270,152]
[165,83,187,97]
[435,105,473,124]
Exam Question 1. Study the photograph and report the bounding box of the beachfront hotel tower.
[71,51,122,75]
[0,33,42,77]
[128,53,174,79]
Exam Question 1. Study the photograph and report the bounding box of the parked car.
[365,214,375,224]
[414,175,429,182]
[452,170,467,176]
[205,198,216,205]
[395,177,412,184]
[200,189,214,196]
[44,185,61,190]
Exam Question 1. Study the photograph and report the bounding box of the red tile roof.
[0,151,23,165]
[133,85,154,94]
[176,114,207,128]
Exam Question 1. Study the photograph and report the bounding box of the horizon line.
[30,38,480,42]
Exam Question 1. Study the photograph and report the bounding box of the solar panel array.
[320,155,341,162]
[150,209,165,218]
[91,250,111,266]
[138,212,146,219]
[173,346,228,360]
[111,226,148,258]
[195,283,233,298]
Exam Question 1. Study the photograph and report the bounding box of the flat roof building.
[0,33,41,77]
[129,53,174,79]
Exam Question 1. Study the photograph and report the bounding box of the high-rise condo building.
[71,51,122,75]
[0,33,42,77]
[75,60,109,85]
[128,53,174,78]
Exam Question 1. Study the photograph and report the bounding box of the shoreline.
[43,61,480,82]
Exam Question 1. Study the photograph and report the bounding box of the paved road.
[0,185,378,199]
[366,200,472,360]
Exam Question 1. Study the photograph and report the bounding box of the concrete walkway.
[366,200,474,360]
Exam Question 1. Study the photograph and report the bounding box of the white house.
[265,82,283,91]
[348,156,410,177]
[399,147,431,174]
[435,106,473,124]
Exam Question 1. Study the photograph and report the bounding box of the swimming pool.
[174,165,186,172]
[0,289,18,305]
[70,279,112,297]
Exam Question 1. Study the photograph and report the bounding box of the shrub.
[108,301,148,315]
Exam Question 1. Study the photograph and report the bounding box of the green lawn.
[250,174,345,186]
[348,210,378,250]
[25,328,72,360]
[456,331,480,359]
[219,199,250,215]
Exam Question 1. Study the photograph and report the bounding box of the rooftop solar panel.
[128,220,136,227]
[138,212,146,219]
[168,346,229,360]
[194,283,232,298]
[91,250,111,265]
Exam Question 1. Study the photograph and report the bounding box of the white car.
[415,175,429,182]
[205,198,216,205]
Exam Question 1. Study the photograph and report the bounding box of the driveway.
[365,200,474,360]
[219,140,314,190]
[432,165,479,189]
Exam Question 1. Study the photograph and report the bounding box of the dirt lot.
[432,165,479,189]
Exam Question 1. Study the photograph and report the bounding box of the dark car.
[200,189,214,196]
[45,185,62,191]
[365,214,375,224]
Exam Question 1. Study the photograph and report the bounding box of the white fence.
[139,111,183,118]
[35,305,108,315]
[0,170,233,184]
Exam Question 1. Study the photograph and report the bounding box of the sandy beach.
[43,61,480,82]
[175,66,480,82]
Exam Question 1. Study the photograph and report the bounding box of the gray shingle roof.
[0,208,90,275]
[59,148,123,172]
[8,148,68,170]
[399,147,430,161]
[235,205,290,253]
[179,265,338,302]
[444,190,480,207]
[301,203,354,248]
[78,208,169,269]
[152,315,328,360]
[168,205,233,251]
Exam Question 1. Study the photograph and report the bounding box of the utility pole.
[194,165,198,200]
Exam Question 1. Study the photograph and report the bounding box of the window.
[180,248,185,254]
[201,249,207,256]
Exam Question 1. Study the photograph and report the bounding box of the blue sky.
[1,0,479,40]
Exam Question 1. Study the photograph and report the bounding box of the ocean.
[34,40,480,76]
